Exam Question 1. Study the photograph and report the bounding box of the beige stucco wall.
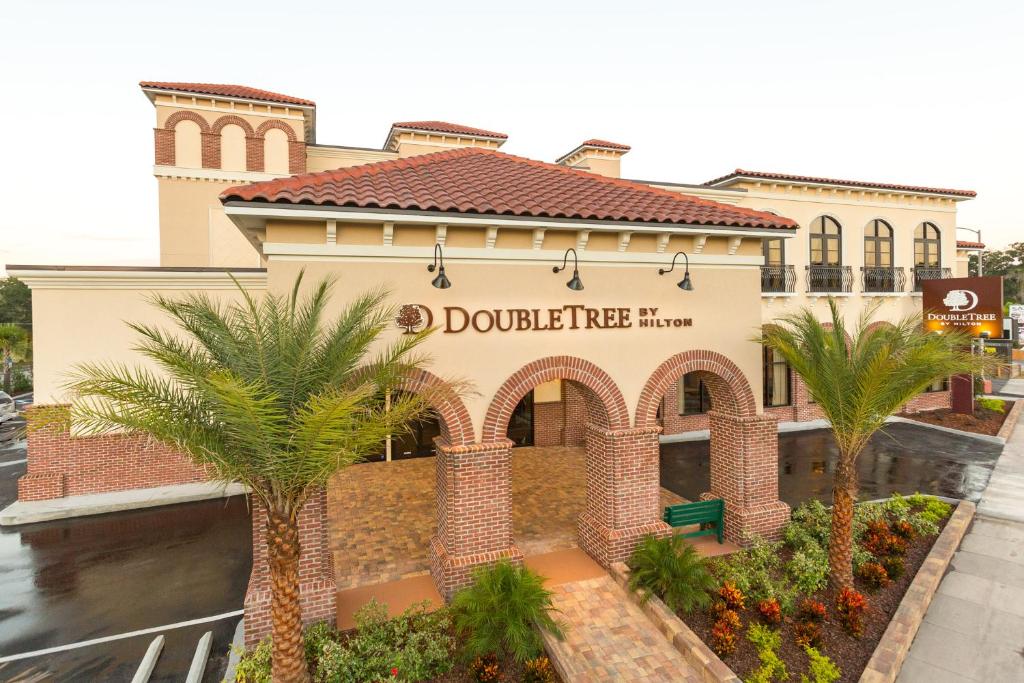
[264,255,766,438]
[28,278,265,404]
[158,179,262,267]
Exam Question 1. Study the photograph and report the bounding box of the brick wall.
[154,113,306,173]
[563,381,589,446]
[18,405,209,501]
[533,399,565,447]
[903,390,951,413]
[244,489,337,647]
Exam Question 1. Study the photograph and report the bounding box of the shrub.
[713,607,741,632]
[232,639,271,683]
[793,621,822,649]
[882,556,905,581]
[452,561,564,663]
[836,587,868,637]
[918,498,953,525]
[717,581,746,611]
[789,500,831,547]
[857,561,890,590]
[627,534,717,613]
[757,598,782,625]
[522,656,556,683]
[303,621,338,668]
[797,599,826,623]
[710,620,738,657]
[891,520,915,540]
[315,600,455,682]
[469,654,501,683]
[800,646,841,683]
[746,624,788,683]
[711,538,796,610]
[978,397,1005,413]
[786,546,829,594]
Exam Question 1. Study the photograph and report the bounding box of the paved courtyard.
[327,446,685,589]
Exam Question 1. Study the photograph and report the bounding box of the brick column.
[430,439,522,598]
[243,489,337,647]
[246,136,264,172]
[704,411,789,544]
[200,132,220,169]
[578,425,670,567]
[153,128,174,165]
[288,140,306,174]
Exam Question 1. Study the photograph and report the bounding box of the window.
[809,216,842,266]
[914,222,941,267]
[864,220,893,268]
[678,373,712,415]
[763,238,785,266]
[763,346,791,407]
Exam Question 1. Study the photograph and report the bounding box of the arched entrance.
[637,350,789,544]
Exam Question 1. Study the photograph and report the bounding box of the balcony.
[861,267,906,294]
[806,265,853,294]
[761,265,796,293]
[912,266,952,292]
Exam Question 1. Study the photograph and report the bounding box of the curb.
[858,500,976,683]
[884,415,1006,445]
[995,398,1023,442]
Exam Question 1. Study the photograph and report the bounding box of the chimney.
[384,121,508,158]
[555,139,630,178]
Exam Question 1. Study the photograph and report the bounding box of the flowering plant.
[857,561,890,589]
[797,598,827,623]
[717,581,746,611]
[710,620,738,657]
[837,587,868,637]
[757,598,782,625]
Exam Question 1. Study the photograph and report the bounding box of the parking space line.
[0,459,27,467]
[0,609,244,663]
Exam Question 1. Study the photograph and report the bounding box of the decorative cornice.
[8,268,267,290]
[153,165,283,183]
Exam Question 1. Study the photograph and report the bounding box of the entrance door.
[507,391,535,447]
[391,412,442,459]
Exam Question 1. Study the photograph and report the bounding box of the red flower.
[391,667,399,677]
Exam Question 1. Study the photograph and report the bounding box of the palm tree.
[67,273,448,682]
[0,323,29,394]
[759,300,989,589]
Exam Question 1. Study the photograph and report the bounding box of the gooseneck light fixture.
[553,248,584,291]
[659,251,694,291]
[427,243,451,289]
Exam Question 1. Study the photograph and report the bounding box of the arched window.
[864,219,893,268]
[809,216,842,266]
[264,128,290,175]
[914,222,941,267]
[172,119,202,168]
[220,124,248,172]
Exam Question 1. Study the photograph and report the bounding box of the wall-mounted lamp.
[427,244,451,289]
[659,251,694,291]
[553,248,584,291]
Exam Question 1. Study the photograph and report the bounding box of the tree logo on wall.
[942,289,979,312]
[396,304,426,334]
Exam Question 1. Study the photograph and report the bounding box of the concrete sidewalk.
[898,401,1024,682]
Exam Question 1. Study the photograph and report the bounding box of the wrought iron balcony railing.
[761,265,796,293]
[861,267,906,293]
[913,266,952,292]
[806,265,853,293]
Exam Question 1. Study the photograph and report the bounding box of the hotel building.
[6,82,982,643]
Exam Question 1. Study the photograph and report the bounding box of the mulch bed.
[430,657,564,682]
[684,515,949,683]
[900,402,1012,436]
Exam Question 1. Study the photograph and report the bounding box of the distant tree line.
[969,242,1024,306]
[0,277,30,328]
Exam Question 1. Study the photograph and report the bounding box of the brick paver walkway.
[327,446,684,589]
[543,575,700,682]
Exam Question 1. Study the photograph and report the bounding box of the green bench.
[662,499,724,544]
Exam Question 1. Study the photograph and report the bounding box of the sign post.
[922,276,1004,414]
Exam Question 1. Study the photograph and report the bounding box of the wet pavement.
[661,422,1003,507]
[0,437,251,682]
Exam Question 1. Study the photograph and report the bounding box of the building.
[6,82,980,643]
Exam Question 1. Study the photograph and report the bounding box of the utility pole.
[957,227,984,276]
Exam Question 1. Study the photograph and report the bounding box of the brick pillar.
[562,382,588,446]
[578,425,670,567]
[430,439,522,598]
[201,132,220,169]
[153,128,174,165]
[704,411,789,544]
[246,136,264,172]
[533,399,565,446]
[288,140,306,174]
[243,489,337,647]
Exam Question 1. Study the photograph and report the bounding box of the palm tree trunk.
[828,457,857,590]
[2,351,10,395]
[265,506,311,683]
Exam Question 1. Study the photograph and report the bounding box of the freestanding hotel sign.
[922,276,1004,339]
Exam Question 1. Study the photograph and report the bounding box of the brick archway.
[481,356,630,442]
[211,114,255,136]
[162,110,211,133]
[255,119,297,140]
[635,349,757,428]
[399,368,474,446]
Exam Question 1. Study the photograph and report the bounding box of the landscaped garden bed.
[232,562,565,683]
[626,493,958,683]
[899,398,1013,436]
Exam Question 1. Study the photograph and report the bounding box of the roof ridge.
[706,168,975,198]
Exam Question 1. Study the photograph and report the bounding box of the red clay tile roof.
[389,121,508,139]
[956,240,985,249]
[705,169,976,198]
[139,81,315,106]
[221,148,796,230]
[581,139,631,151]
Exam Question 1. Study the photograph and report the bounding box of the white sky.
[1,0,1020,274]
